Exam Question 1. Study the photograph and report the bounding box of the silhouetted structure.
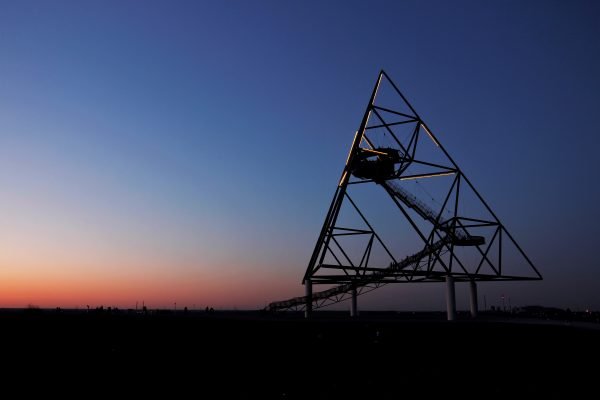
[269,70,542,319]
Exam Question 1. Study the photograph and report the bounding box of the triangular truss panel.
[269,71,541,312]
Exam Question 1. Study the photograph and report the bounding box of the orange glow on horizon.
[0,259,300,309]
[0,277,302,309]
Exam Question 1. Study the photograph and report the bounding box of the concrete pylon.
[469,280,478,318]
[446,276,456,321]
[350,286,358,317]
[304,279,312,319]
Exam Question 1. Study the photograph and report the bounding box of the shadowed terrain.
[0,310,596,398]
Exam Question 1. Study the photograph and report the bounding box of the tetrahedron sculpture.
[269,70,541,318]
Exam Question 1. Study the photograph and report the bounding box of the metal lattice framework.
[269,70,541,312]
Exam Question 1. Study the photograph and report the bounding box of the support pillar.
[304,279,312,319]
[350,286,358,317]
[469,280,478,318]
[446,275,456,321]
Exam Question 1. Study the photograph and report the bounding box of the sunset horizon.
[1,1,599,313]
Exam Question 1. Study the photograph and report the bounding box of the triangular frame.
[269,70,541,312]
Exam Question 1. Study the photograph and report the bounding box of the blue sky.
[0,0,598,309]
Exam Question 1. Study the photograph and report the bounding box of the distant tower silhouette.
[269,70,542,319]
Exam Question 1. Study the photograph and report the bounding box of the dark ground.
[0,309,597,398]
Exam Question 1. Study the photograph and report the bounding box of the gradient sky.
[1,0,599,310]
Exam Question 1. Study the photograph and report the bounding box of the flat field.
[0,310,595,398]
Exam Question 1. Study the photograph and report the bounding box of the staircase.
[268,182,483,312]
[268,236,448,311]
[384,180,483,245]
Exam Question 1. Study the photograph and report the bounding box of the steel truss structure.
[269,70,541,312]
